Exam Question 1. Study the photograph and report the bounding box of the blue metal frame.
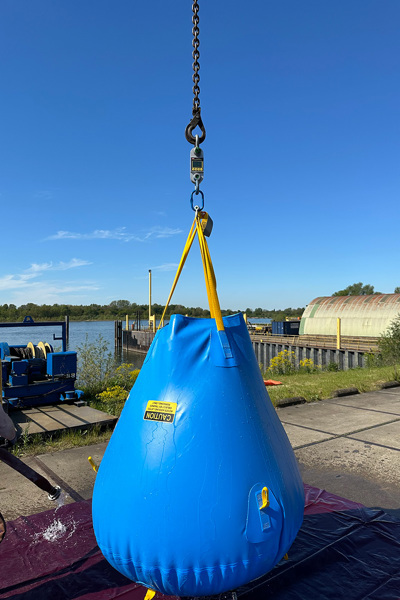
[0,316,67,352]
[0,316,82,408]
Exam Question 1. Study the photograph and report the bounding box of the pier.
[115,320,378,371]
[115,320,156,354]
[250,333,379,371]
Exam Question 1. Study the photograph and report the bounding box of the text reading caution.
[144,401,177,424]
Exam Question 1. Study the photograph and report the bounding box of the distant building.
[299,294,400,337]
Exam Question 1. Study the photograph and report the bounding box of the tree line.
[2,283,399,323]
[333,282,400,296]
[0,301,304,323]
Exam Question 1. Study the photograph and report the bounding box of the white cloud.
[151,263,179,272]
[26,258,92,273]
[0,274,35,291]
[47,228,134,241]
[145,227,182,239]
[0,258,94,303]
[46,226,182,243]
[10,282,100,305]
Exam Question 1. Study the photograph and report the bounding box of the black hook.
[185,108,206,145]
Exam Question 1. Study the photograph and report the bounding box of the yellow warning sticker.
[144,401,177,424]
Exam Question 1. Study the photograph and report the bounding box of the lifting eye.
[260,487,270,510]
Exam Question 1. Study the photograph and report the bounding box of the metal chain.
[185,1,205,146]
[191,0,200,115]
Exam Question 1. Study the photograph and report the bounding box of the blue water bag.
[92,314,304,596]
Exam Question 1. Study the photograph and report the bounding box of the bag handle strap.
[159,213,232,357]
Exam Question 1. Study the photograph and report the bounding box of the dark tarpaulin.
[0,485,399,600]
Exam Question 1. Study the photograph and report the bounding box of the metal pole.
[149,269,152,327]
[61,321,67,352]
[337,318,341,349]
[125,314,129,331]
[65,315,70,347]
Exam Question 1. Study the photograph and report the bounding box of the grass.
[266,364,400,405]
[11,425,113,458]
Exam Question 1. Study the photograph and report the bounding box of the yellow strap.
[195,215,224,331]
[158,211,226,337]
[144,589,156,600]
[158,218,197,329]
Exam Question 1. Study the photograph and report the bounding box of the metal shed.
[299,294,400,337]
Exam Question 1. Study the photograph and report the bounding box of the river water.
[0,320,147,369]
[0,317,271,370]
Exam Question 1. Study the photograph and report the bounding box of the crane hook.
[185,108,206,145]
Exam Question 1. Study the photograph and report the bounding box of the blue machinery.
[0,316,82,408]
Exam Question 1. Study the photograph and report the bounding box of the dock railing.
[249,331,379,352]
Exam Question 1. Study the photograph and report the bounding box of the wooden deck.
[9,404,117,438]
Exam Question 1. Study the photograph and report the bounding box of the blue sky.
[1,0,399,311]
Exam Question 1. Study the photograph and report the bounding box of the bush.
[76,334,118,397]
[365,352,382,369]
[326,361,339,372]
[96,385,129,416]
[95,364,140,416]
[299,358,319,374]
[107,363,140,390]
[268,350,296,376]
[379,315,400,365]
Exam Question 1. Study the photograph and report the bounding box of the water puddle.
[33,490,77,543]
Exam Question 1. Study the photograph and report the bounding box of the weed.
[76,334,118,397]
[326,361,339,372]
[12,425,113,458]
[299,358,319,374]
[365,352,381,369]
[268,350,296,376]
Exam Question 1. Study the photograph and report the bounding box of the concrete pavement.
[278,387,400,518]
[1,387,400,521]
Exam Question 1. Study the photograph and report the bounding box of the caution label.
[144,401,177,424]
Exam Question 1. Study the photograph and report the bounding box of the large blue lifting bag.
[92,314,304,596]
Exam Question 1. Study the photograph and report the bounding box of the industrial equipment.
[272,320,300,336]
[0,316,82,408]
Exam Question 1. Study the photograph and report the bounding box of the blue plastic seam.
[218,329,233,359]
[99,548,251,572]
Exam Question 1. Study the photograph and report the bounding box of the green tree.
[379,315,400,365]
[109,300,131,310]
[333,282,376,296]
[394,287,400,294]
